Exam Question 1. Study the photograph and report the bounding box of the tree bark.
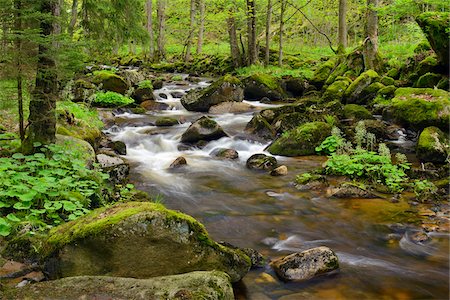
[196,0,205,55]
[68,0,78,37]
[146,0,154,57]
[227,8,241,68]
[14,0,24,142]
[24,0,57,152]
[338,0,347,53]
[278,0,286,67]
[156,0,166,61]
[265,0,272,66]
[363,0,379,70]
[246,0,257,65]
[184,0,196,61]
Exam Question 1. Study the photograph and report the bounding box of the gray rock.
[96,154,129,184]
[209,102,254,114]
[246,154,278,171]
[328,183,378,199]
[9,271,234,300]
[181,116,228,143]
[271,246,339,281]
[270,165,288,176]
[211,148,239,160]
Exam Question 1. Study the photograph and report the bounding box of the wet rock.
[170,156,187,168]
[158,93,168,99]
[242,73,285,101]
[140,100,170,111]
[272,112,309,134]
[245,113,276,140]
[270,246,339,282]
[209,102,254,114]
[246,154,278,171]
[270,165,288,176]
[110,140,127,155]
[181,116,228,144]
[295,174,328,191]
[181,75,243,112]
[132,86,154,103]
[267,122,331,157]
[96,154,129,184]
[211,148,239,160]
[155,117,179,127]
[8,271,234,300]
[153,79,164,90]
[241,248,265,269]
[416,126,449,164]
[36,202,250,282]
[171,91,185,99]
[328,183,378,199]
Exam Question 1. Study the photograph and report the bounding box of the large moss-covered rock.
[282,76,306,97]
[8,271,234,300]
[92,71,129,95]
[321,77,352,102]
[416,126,449,164]
[416,12,450,69]
[384,88,450,130]
[245,113,276,140]
[242,73,284,101]
[272,112,309,133]
[414,72,443,88]
[343,70,380,104]
[132,81,155,103]
[38,202,250,282]
[181,75,243,112]
[267,122,331,156]
[415,56,439,77]
[343,104,373,121]
[181,116,228,143]
[72,79,96,102]
[310,59,337,88]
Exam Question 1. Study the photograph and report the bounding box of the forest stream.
[103,76,449,299]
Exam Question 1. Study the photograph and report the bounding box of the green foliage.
[316,133,344,155]
[0,144,109,237]
[412,180,438,202]
[295,173,313,184]
[171,75,183,81]
[57,101,104,129]
[138,80,154,89]
[94,92,134,108]
[236,65,312,81]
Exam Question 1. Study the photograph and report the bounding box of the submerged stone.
[38,202,251,282]
[246,154,278,171]
[181,116,228,143]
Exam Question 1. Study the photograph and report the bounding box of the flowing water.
[104,77,449,299]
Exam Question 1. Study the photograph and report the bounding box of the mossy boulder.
[56,110,102,148]
[415,56,439,77]
[242,73,285,101]
[92,71,129,95]
[414,41,432,54]
[384,88,450,130]
[416,126,449,164]
[282,76,306,97]
[310,59,337,88]
[344,70,380,104]
[414,72,443,88]
[181,75,243,112]
[155,117,179,127]
[416,12,450,69]
[72,79,96,102]
[343,104,373,121]
[7,271,234,300]
[245,113,276,140]
[131,81,155,103]
[321,77,352,102]
[181,116,228,143]
[37,202,250,282]
[267,122,331,156]
[381,76,395,86]
[272,112,309,134]
[246,153,278,171]
[377,85,397,98]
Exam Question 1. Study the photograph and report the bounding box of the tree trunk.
[265,0,272,66]
[227,8,241,68]
[278,0,286,67]
[338,0,347,53]
[246,0,257,65]
[68,0,78,37]
[184,0,196,61]
[24,0,57,152]
[146,0,154,57]
[14,0,24,142]
[363,0,379,70]
[196,0,205,55]
[156,0,166,61]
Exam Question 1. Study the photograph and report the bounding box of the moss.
[363,82,384,94]
[386,68,399,79]
[138,80,153,89]
[198,116,218,129]
[155,117,179,127]
[377,85,397,98]
[267,121,331,156]
[321,78,351,102]
[436,77,449,91]
[344,70,380,104]
[92,71,129,95]
[414,72,443,88]
[248,73,279,91]
[416,126,449,164]
[388,88,450,130]
[414,41,431,53]
[343,104,373,120]
[222,74,241,85]
[415,56,439,76]
[381,76,395,86]
[171,75,183,81]
[310,58,337,87]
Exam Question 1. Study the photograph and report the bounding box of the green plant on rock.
[0,144,109,237]
[94,91,134,108]
[412,180,438,202]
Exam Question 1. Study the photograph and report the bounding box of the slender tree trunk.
[196,0,205,55]
[227,8,241,68]
[68,0,78,37]
[146,0,154,58]
[246,0,257,65]
[338,0,347,53]
[24,0,57,152]
[156,0,166,61]
[278,0,286,67]
[265,0,272,66]
[184,0,196,62]
[15,0,24,142]
[363,0,379,70]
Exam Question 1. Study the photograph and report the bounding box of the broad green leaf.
[0,218,11,237]
[6,214,21,222]
[12,153,25,159]
[13,201,32,210]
